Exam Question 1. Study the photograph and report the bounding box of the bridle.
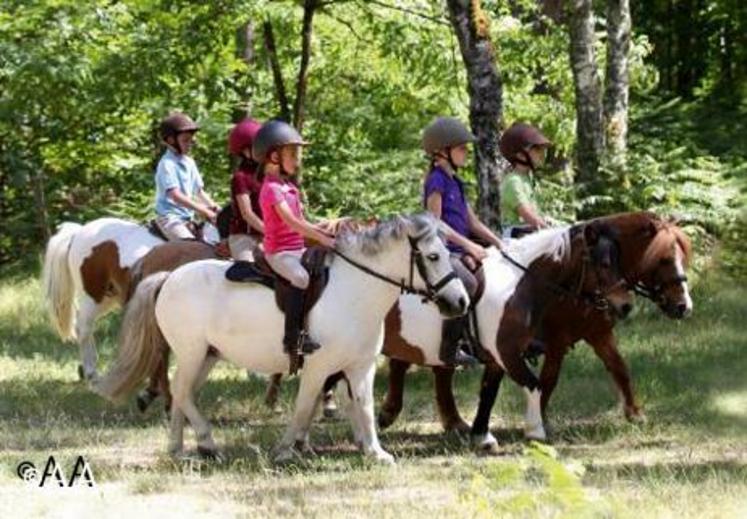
[499,229,624,312]
[332,229,459,303]
[628,274,688,304]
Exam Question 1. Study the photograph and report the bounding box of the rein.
[332,230,457,303]
[498,240,615,312]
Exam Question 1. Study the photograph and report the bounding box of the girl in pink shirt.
[253,121,335,356]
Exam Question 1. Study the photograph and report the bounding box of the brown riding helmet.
[422,117,476,155]
[160,112,200,140]
[499,122,551,165]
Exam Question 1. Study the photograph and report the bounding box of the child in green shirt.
[498,123,552,238]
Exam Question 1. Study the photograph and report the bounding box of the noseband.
[628,274,688,304]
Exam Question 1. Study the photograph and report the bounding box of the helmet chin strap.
[166,136,183,155]
[435,147,459,171]
[514,149,536,173]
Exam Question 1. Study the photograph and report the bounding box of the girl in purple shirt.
[422,117,503,366]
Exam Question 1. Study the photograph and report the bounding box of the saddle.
[147,220,231,258]
[225,247,331,372]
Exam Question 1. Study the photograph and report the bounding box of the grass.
[0,271,745,518]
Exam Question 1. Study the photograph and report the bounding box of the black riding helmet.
[252,120,308,164]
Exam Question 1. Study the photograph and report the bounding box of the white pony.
[95,214,469,464]
[42,216,218,381]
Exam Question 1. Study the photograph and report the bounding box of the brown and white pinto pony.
[378,211,692,451]
[42,217,219,382]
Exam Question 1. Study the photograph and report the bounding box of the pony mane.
[640,220,692,272]
[335,213,438,256]
[492,226,571,265]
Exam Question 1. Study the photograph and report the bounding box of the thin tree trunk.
[237,21,255,65]
[263,20,292,122]
[446,0,503,230]
[32,169,50,242]
[603,0,630,167]
[293,0,319,131]
[568,0,604,192]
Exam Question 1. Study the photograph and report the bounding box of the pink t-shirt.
[259,175,306,254]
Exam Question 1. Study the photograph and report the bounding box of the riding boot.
[439,316,479,367]
[225,260,256,282]
[283,286,321,355]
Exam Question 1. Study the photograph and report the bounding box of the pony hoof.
[524,427,547,442]
[625,408,647,424]
[471,433,499,455]
[322,403,338,420]
[377,410,397,430]
[136,392,154,414]
[197,446,224,462]
[168,447,184,459]
[369,450,395,465]
[443,420,471,434]
[272,446,303,465]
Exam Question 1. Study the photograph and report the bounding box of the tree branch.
[362,0,450,26]
[263,19,292,122]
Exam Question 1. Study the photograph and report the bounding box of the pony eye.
[427,253,440,262]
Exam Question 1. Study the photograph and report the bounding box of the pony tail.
[93,272,170,402]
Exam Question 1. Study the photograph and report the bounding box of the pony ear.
[584,222,600,245]
[641,220,658,238]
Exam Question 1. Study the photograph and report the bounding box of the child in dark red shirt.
[227,118,264,262]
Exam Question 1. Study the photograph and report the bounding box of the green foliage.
[459,443,611,517]
[0,0,743,274]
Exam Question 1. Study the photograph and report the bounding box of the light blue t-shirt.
[154,149,204,220]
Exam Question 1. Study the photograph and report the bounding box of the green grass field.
[1,271,745,518]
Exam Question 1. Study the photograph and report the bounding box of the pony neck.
[326,240,411,324]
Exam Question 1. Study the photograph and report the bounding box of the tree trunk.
[568,0,604,193]
[237,21,255,65]
[293,0,319,132]
[32,169,50,242]
[445,0,503,230]
[262,20,292,122]
[603,0,630,167]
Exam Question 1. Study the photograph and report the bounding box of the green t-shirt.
[500,172,534,227]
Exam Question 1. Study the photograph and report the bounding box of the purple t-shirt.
[423,166,469,252]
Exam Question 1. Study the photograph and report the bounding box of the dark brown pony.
[378,212,692,450]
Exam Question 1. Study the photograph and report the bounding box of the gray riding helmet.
[252,120,308,163]
[421,117,476,155]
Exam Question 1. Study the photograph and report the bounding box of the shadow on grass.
[585,458,747,485]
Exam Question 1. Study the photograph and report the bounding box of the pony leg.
[433,366,469,433]
[587,330,643,421]
[378,358,411,429]
[75,295,104,382]
[498,322,546,441]
[169,349,216,457]
[470,367,504,452]
[137,349,170,414]
[346,363,394,464]
[537,338,568,425]
[274,370,327,462]
[265,373,283,410]
[321,376,338,419]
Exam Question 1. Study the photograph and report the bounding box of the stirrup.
[453,347,480,368]
[299,331,321,354]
